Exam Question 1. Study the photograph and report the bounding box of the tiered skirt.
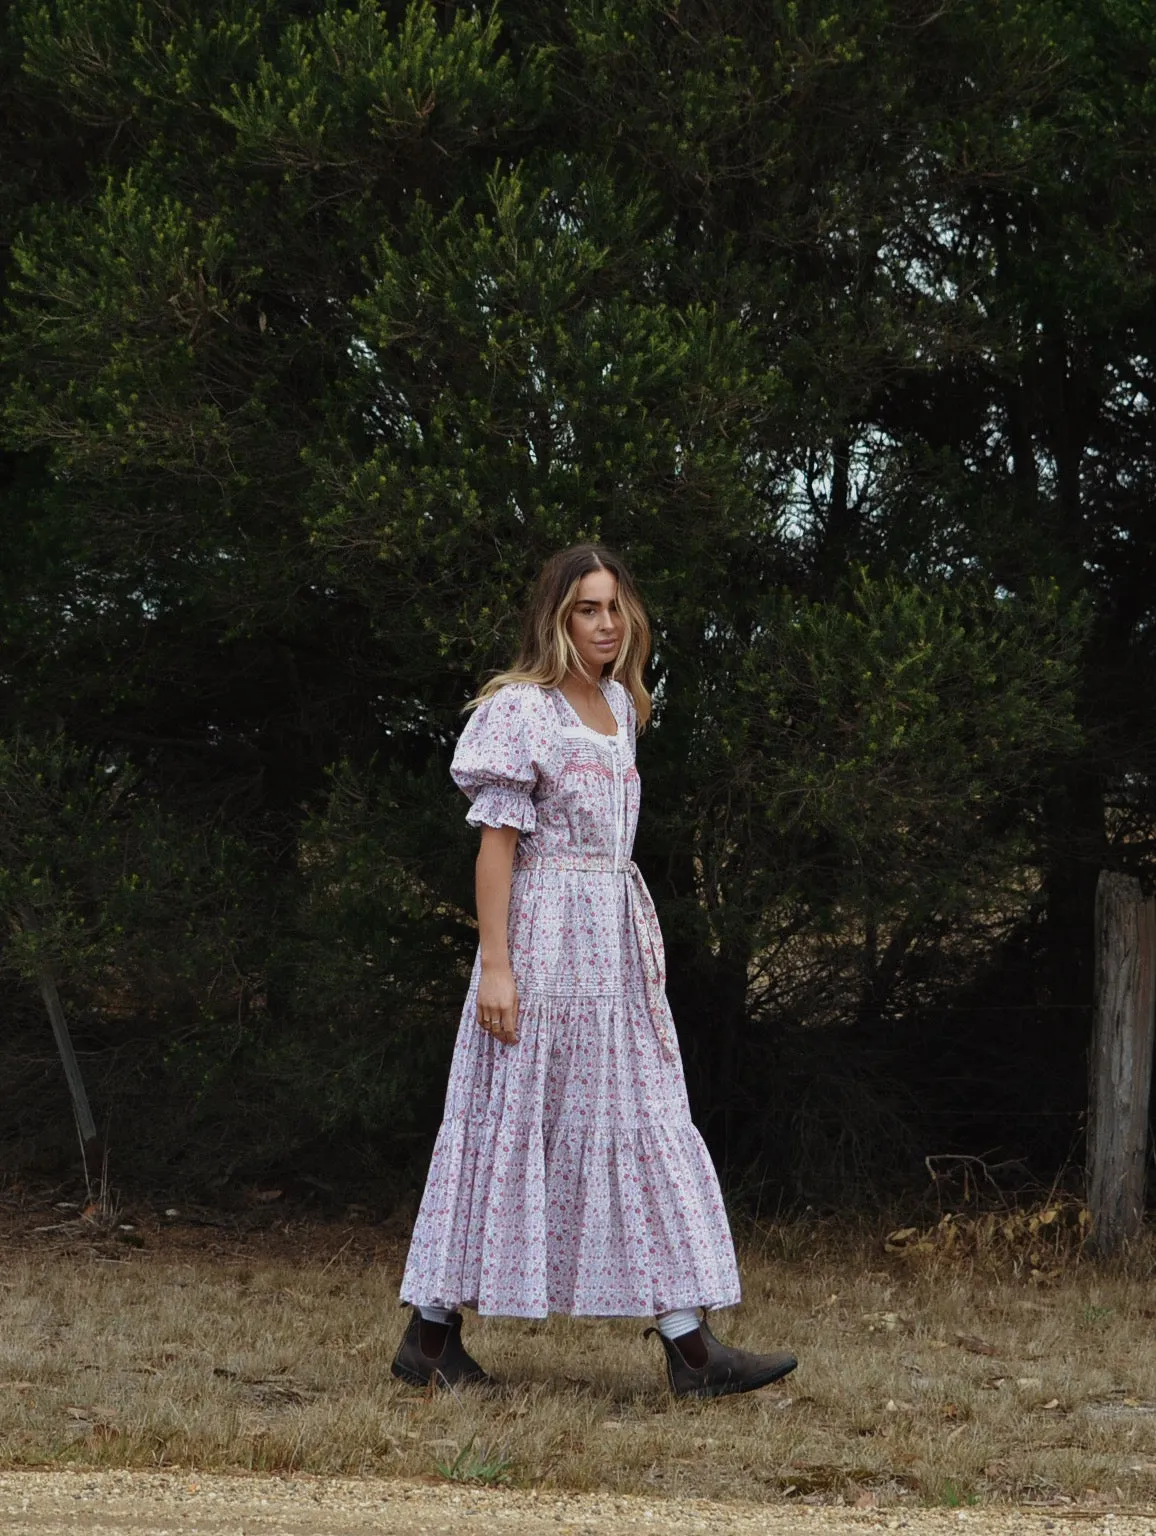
[400,866,741,1317]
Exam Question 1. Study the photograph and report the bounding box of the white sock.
[655,1307,700,1340]
[418,1305,454,1325]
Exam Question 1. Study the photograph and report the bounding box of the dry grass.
[3,1215,1156,1510]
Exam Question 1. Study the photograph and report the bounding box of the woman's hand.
[477,964,519,1045]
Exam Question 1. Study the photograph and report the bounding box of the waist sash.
[513,851,678,1061]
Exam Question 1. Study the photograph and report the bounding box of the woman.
[393,545,796,1399]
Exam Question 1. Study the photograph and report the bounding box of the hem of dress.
[400,1295,742,1319]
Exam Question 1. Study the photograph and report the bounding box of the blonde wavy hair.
[470,545,652,727]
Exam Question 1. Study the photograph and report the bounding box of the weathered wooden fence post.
[1086,871,1156,1256]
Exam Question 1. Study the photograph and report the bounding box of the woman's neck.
[563,671,603,702]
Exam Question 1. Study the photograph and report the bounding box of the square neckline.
[553,680,624,740]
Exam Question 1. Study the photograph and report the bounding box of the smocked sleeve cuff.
[464,784,537,833]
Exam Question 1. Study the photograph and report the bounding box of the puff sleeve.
[450,684,555,833]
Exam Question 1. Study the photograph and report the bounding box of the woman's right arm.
[475,824,520,1044]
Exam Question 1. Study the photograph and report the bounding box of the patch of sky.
[779,428,893,546]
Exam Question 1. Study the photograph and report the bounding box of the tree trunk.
[1086,871,1156,1256]
[14,908,100,1163]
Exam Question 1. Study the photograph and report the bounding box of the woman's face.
[567,569,624,676]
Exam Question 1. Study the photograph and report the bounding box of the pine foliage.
[2,0,1153,1199]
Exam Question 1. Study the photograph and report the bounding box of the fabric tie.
[514,851,679,1061]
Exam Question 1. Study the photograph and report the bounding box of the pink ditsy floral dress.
[399,679,741,1318]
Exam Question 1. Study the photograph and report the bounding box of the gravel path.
[1,1472,1154,1536]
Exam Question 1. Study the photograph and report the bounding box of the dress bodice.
[451,680,641,871]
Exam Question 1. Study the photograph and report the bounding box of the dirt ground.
[0,1179,414,1267]
[4,1180,1156,1518]
[2,1471,1155,1536]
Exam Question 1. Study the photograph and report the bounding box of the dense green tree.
[1,0,1149,1200]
